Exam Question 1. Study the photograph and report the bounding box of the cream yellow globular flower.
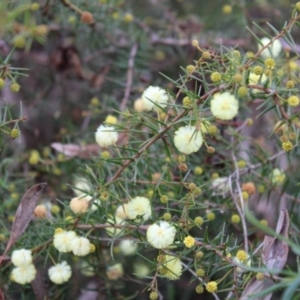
[11,249,33,267]
[270,168,286,185]
[70,237,91,256]
[133,98,145,112]
[258,37,282,59]
[90,199,101,212]
[34,205,47,218]
[127,196,152,221]
[119,239,138,256]
[147,221,176,249]
[69,195,91,214]
[233,251,251,273]
[160,255,182,280]
[95,125,118,147]
[210,92,239,120]
[53,230,77,253]
[142,86,169,111]
[248,72,268,94]
[211,177,230,196]
[173,125,203,154]
[105,215,124,237]
[73,177,91,196]
[11,264,36,284]
[115,204,129,220]
[106,263,124,280]
[48,261,72,284]
[105,114,118,125]
[133,262,150,278]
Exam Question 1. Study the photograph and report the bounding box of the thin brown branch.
[120,44,138,111]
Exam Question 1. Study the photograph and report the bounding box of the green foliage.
[2,1,300,300]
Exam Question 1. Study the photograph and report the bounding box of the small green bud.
[286,80,295,89]
[238,86,248,97]
[10,82,20,93]
[194,216,204,226]
[10,129,20,139]
[253,66,263,75]
[149,291,159,300]
[163,212,171,221]
[233,73,243,83]
[195,285,204,294]
[210,72,222,82]
[0,78,4,89]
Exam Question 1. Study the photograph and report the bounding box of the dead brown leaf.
[0,183,47,265]
[240,209,289,300]
[51,142,100,159]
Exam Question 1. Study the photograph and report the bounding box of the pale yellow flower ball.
[270,168,286,185]
[105,114,118,125]
[69,195,91,214]
[173,125,203,154]
[134,98,146,112]
[115,204,129,220]
[95,125,118,147]
[34,205,47,218]
[70,237,91,256]
[11,264,36,284]
[48,261,72,284]
[142,86,169,111]
[147,221,176,249]
[106,263,124,280]
[210,92,239,120]
[11,249,33,267]
[119,239,138,256]
[248,72,268,94]
[73,177,91,196]
[127,196,152,221]
[53,230,77,253]
[161,255,182,280]
[258,37,282,59]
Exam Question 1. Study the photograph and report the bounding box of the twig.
[120,44,138,111]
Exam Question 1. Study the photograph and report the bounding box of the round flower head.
[106,263,124,280]
[233,251,251,273]
[105,215,124,237]
[173,125,203,155]
[211,177,230,196]
[115,204,129,220]
[119,239,138,256]
[258,37,282,59]
[69,195,91,214]
[142,86,169,111]
[48,261,72,284]
[127,196,152,221]
[11,249,33,267]
[210,92,239,120]
[95,125,118,147]
[160,255,182,280]
[90,198,101,212]
[147,221,176,249]
[53,230,77,253]
[73,177,91,196]
[134,98,145,112]
[133,263,150,278]
[248,72,268,94]
[70,237,91,256]
[34,205,47,218]
[270,168,286,185]
[11,264,36,284]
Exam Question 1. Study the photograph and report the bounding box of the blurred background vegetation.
[1,0,300,299]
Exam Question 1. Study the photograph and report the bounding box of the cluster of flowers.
[10,229,94,285]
